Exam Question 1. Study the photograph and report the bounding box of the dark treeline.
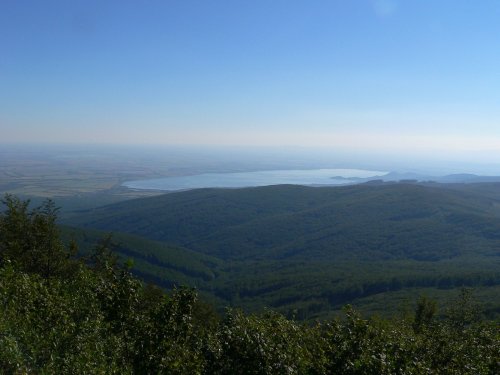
[0,196,499,374]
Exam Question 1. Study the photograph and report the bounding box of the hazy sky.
[2,0,500,156]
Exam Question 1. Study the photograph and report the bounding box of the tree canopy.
[0,196,498,374]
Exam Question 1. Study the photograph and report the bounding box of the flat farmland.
[0,146,184,211]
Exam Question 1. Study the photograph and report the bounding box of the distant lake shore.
[123,168,387,191]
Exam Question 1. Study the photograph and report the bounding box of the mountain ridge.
[62,182,500,318]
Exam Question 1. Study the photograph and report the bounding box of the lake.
[123,168,387,191]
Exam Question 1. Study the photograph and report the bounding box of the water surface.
[123,168,386,191]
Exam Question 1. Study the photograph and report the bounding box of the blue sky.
[2,0,500,156]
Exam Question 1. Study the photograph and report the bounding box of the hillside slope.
[63,183,500,318]
[66,183,500,261]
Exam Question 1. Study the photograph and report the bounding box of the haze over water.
[123,168,386,191]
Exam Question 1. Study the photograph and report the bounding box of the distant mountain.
[375,171,500,184]
[64,183,500,319]
[323,171,500,186]
[437,173,500,183]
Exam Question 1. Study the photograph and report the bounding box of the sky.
[2,0,500,158]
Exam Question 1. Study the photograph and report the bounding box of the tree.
[0,194,76,279]
[412,295,437,333]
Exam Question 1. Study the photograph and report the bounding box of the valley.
[2,147,499,319]
[61,182,500,319]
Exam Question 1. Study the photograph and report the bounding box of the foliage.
[412,295,437,333]
[0,194,77,279]
[0,195,499,374]
[62,183,500,319]
[206,309,324,374]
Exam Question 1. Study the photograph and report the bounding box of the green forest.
[1,194,499,374]
[62,183,500,319]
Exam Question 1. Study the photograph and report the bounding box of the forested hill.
[66,182,500,261]
[1,195,498,373]
[63,182,500,319]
